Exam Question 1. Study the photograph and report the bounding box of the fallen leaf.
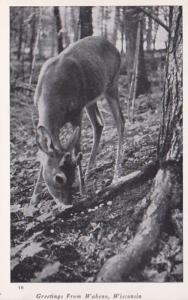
[23,204,38,217]
[21,242,44,260]
[37,212,53,222]
[11,204,21,213]
[33,261,61,282]
[11,241,29,257]
[11,257,20,270]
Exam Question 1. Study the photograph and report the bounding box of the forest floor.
[10,69,183,282]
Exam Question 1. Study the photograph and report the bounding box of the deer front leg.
[30,164,43,206]
[85,103,104,180]
[72,118,85,196]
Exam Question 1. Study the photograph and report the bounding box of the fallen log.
[96,163,181,282]
[24,160,159,237]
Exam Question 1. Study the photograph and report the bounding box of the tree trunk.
[146,15,152,50]
[29,8,36,71]
[100,7,105,36]
[128,20,142,122]
[79,7,93,39]
[104,6,109,39]
[29,8,41,86]
[96,6,182,282]
[51,18,56,56]
[71,7,79,42]
[17,9,24,60]
[152,7,159,50]
[124,7,150,95]
[128,19,150,122]
[158,7,182,162]
[137,20,150,95]
[112,7,120,46]
[53,6,63,53]
[63,7,70,48]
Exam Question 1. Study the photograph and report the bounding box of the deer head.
[36,126,82,205]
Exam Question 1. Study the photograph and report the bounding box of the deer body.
[32,36,124,206]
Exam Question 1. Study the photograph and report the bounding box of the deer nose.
[54,173,67,185]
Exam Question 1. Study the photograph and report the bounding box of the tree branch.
[138,7,170,33]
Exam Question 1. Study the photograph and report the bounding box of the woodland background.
[10,6,182,282]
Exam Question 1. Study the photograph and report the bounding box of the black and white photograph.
[5,2,185,294]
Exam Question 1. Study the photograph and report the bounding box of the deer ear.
[36,126,54,154]
[66,127,80,151]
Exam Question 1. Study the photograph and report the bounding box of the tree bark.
[96,6,182,282]
[158,7,182,162]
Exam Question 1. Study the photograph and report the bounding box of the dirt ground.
[10,69,183,282]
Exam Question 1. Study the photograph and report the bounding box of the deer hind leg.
[105,82,125,182]
[85,103,104,179]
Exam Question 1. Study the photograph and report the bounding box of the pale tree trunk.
[17,9,24,61]
[120,7,125,54]
[124,7,139,84]
[100,7,105,36]
[104,6,109,39]
[96,6,182,282]
[63,7,70,47]
[146,14,152,50]
[152,7,159,50]
[112,7,120,46]
[29,7,36,71]
[51,19,56,56]
[29,8,42,86]
[70,7,79,42]
[128,20,141,122]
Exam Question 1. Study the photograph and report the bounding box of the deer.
[31,36,125,207]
